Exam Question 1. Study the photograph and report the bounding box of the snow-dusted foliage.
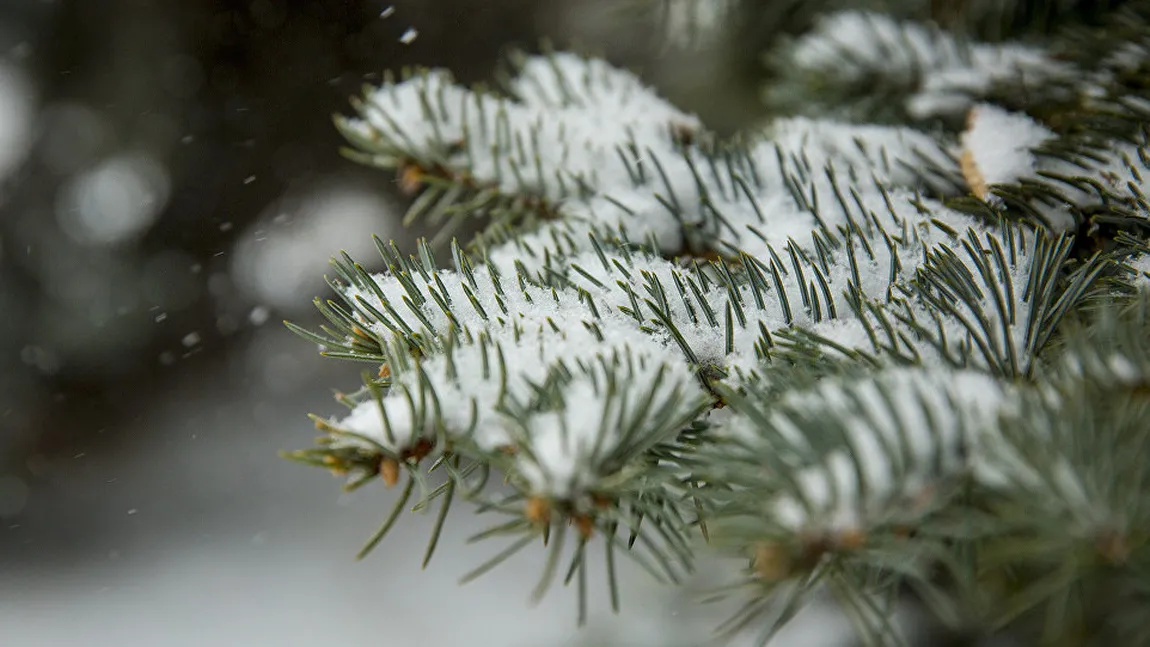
[960,104,1056,199]
[764,10,1075,121]
[960,101,1150,229]
[287,4,1150,644]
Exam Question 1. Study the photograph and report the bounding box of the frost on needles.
[283,5,1150,644]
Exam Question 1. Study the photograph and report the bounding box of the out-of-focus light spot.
[231,183,397,312]
[57,152,170,246]
[0,62,34,185]
[380,6,395,18]
[248,306,270,326]
[399,28,418,44]
[182,331,201,347]
[0,475,29,518]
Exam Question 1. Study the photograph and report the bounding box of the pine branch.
[280,4,1150,643]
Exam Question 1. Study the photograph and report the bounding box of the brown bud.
[573,514,595,539]
[960,107,989,200]
[400,438,434,463]
[399,165,424,195]
[378,364,391,379]
[379,457,400,488]
[836,528,867,550]
[960,149,988,200]
[753,542,791,582]
[525,496,552,526]
[321,455,346,477]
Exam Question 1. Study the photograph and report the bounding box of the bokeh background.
[0,2,881,645]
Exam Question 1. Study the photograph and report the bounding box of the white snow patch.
[962,104,1054,189]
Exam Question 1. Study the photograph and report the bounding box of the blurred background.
[0,2,807,646]
[0,0,570,497]
[2,1,937,645]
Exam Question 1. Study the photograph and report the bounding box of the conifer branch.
[281,4,1150,642]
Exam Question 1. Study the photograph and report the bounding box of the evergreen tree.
[283,1,1150,644]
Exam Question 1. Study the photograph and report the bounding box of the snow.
[326,259,708,496]
[951,125,1150,231]
[325,105,1060,479]
[765,117,955,190]
[1130,253,1150,290]
[336,53,981,302]
[784,11,1072,119]
[330,199,1066,528]
[960,104,1054,201]
[337,55,701,205]
[736,367,1007,532]
[513,354,705,497]
[293,39,1140,642]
